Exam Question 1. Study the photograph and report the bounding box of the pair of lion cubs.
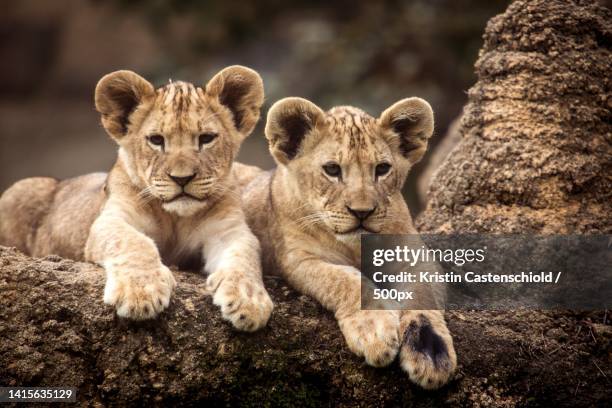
[0,66,456,389]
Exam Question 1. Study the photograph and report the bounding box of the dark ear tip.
[98,69,141,79]
[379,97,434,163]
[95,70,146,93]
[382,97,433,122]
[380,97,434,138]
[206,65,264,99]
[221,64,260,76]
[265,97,324,140]
[266,97,323,122]
[227,66,264,93]
[205,65,265,135]
[94,70,153,112]
[223,65,263,81]
[94,70,154,138]
[265,97,325,164]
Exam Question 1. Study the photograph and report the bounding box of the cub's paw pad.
[400,315,456,389]
[339,310,400,367]
[212,277,273,332]
[104,266,176,320]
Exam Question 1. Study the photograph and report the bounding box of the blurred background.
[0,0,510,215]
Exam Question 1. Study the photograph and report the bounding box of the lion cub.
[240,97,457,388]
[0,66,273,331]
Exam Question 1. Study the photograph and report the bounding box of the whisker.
[137,186,153,199]
[210,183,242,201]
[190,182,214,188]
[294,212,328,232]
[287,202,312,218]
[136,187,158,208]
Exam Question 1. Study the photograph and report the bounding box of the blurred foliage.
[110,0,508,119]
[114,0,354,50]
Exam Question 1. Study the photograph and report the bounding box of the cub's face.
[95,67,264,216]
[266,98,433,237]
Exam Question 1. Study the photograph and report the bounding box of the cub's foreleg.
[200,209,273,332]
[282,252,401,367]
[386,227,457,388]
[85,200,176,320]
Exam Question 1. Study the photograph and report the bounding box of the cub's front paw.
[338,309,400,367]
[399,312,457,389]
[207,272,273,332]
[103,265,176,320]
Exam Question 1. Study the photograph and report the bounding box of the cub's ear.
[206,65,264,137]
[95,70,155,140]
[265,97,326,165]
[379,97,434,164]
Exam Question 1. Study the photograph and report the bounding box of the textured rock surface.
[1,246,610,407]
[418,0,611,234]
[417,115,463,207]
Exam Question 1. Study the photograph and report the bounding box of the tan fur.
[0,66,273,330]
[240,97,456,388]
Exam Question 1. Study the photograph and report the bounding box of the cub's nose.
[347,206,376,221]
[169,173,196,187]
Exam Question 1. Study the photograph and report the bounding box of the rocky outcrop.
[1,247,610,406]
[418,0,611,234]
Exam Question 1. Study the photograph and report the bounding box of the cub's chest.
[149,219,205,272]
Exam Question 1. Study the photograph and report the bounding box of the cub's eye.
[323,163,342,178]
[375,162,392,178]
[199,132,218,148]
[148,134,165,148]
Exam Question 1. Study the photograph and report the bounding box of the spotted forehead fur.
[150,81,223,135]
[324,106,382,161]
[157,81,203,111]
